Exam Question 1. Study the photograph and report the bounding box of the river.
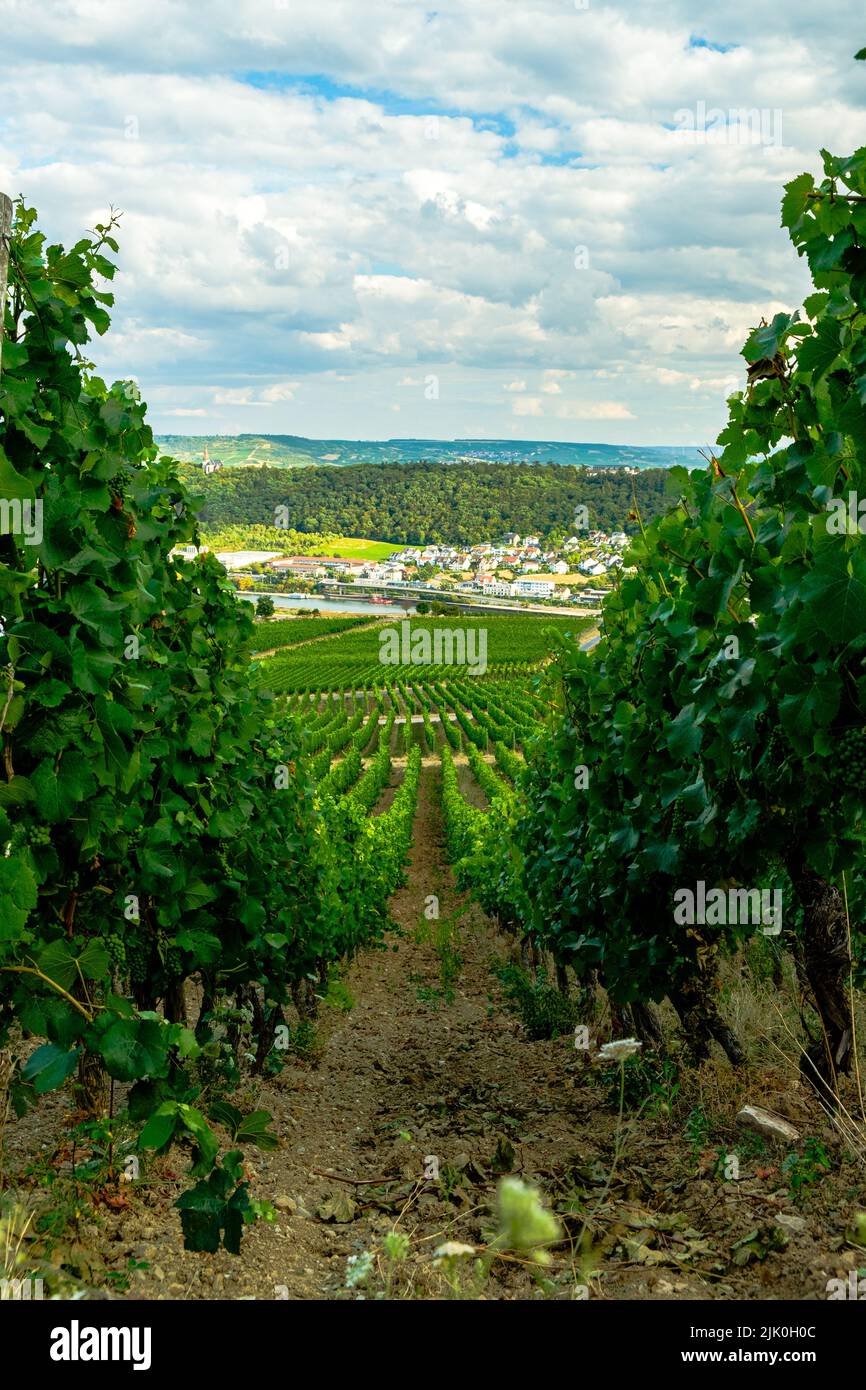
[237,591,418,616]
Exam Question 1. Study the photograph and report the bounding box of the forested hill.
[158,433,699,470]
[179,459,672,545]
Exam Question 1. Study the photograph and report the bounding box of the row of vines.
[0,204,421,1253]
[440,137,866,1108]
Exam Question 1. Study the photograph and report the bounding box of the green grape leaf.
[21,1043,80,1094]
[98,1018,172,1082]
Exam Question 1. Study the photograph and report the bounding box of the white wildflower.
[598,1038,643,1062]
[345,1250,374,1288]
[432,1241,477,1263]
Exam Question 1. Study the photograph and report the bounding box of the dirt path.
[113,759,532,1299]
[106,759,564,1299]
[6,759,858,1302]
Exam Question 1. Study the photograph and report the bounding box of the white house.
[513,578,555,599]
[578,559,607,577]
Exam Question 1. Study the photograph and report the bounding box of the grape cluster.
[835,727,866,789]
[671,802,690,836]
[126,938,150,986]
[753,725,789,784]
[105,934,126,970]
[157,932,183,977]
[765,725,787,757]
[27,823,52,847]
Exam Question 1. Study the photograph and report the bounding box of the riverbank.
[236,589,600,621]
[236,592,418,617]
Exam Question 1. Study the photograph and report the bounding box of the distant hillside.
[178,458,675,547]
[156,436,319,469]
[157,433,701,471]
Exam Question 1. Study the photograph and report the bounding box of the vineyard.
[255,614,589,693]
[249,614,374,655]
[2,121,866,1313]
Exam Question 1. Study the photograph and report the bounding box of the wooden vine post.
[0,193,11,380]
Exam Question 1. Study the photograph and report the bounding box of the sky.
[1,1,864,446]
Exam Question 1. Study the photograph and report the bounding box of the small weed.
[495,964,581,1040]
[411,977,446,1007]
[323,970,355,1012]
[381,1230,410,1297]
[285,1020,318,1057]
[436,1162,469,1199]
[735,1129,769,1162]
[593,1053,680,1114]
[434,918,462,1000]
[265,1019,319,1065]
[409,916,463,1006]
[782,1139,833,1199]
[103,1258,149,1294]
[684,1106,712,1164]
[743,933,785,985]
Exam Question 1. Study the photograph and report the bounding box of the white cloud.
[261,382,301,403]
[557,401,637,420]
[212,382,300,405]
[651,368,692,386]
[542,370,573,394]
[0,0,862,442]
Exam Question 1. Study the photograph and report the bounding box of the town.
[173,529,633,609]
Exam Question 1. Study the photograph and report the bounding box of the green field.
[313,536,401,559]
[256,613,593,693]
